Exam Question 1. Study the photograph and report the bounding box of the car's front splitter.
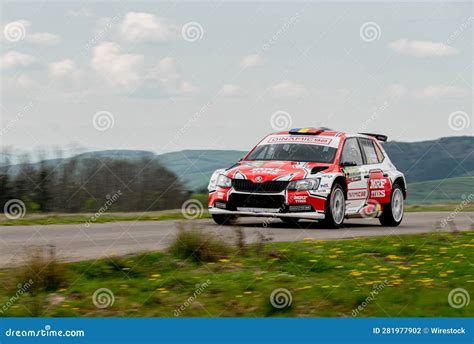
[209,207,326,220]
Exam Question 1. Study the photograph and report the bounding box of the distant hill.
[2,136,472,203]
[382,136,473,184]
[406,176,473,204]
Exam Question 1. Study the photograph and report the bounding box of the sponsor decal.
[348,190,367,200]
[320,183,330,189]
[370,190,385,198]
[348,175,361,183]
[250,167,285,175]
[217,192,225,198]
[293,195,308,203]
[267,136,332,145]
[370,179,387,189]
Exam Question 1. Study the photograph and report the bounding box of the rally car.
[208,128,407,228]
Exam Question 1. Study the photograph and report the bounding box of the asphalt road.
[0,212,472,267]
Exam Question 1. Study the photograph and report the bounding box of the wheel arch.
[393,176,407,199]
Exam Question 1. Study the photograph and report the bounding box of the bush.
[169,224,231,263]
[15,246,69,294]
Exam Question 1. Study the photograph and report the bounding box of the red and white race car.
[208,128,407,228]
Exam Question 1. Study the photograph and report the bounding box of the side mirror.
[340,161,358,167]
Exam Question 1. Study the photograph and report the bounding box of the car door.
[358,138,391,206]
[339,137,368,213]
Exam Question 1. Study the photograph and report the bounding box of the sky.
[0,0,473,156]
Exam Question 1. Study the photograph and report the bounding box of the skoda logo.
[255,176,263,182]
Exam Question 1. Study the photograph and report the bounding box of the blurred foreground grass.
[0,230,472,317]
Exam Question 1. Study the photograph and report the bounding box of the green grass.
[0,231,472,317]
[406,176,474,205]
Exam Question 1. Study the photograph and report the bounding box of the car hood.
[224,160,331,183]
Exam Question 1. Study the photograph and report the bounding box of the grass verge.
[0,230,472,317]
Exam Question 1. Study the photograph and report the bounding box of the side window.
[340,138,363,166]
[373,142,385,163]
[360,139,379,164]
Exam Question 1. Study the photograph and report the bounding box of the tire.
[280,217,300,225]
[379,184,404,227]
[212,214,236,225]
[321,183,345,228]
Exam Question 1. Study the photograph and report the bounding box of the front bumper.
[209,207,326,220]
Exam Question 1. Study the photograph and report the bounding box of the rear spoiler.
[359,133,388,142]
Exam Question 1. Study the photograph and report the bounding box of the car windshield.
[246,143,337,163]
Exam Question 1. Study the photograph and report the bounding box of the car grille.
[232,179,289,193]
[227,193,285,210]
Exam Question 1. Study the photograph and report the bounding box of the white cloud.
[91,42,144,92]
[27,32,61,45]
[388,39,459,57]
[385,84,407,98]
[413,85,470,99]
[179,81,199,95]
[221,84,243,96]
[49,59,80,78]
[1,51,35,69]
[148,57,178,83]
[118,12,179,42]
[239,54,265,68]
[269,81,314,97]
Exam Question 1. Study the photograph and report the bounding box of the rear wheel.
[321,183,345,228]
[379,184,404,227]
[212,214,236,225]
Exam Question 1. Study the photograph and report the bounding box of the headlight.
[216,174,232,188]
[287,178,320,191]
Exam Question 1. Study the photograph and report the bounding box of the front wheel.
[379,184,404,227]
[321,183,345,228]
[212,214,236,225]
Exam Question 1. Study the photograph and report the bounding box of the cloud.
[269,81,314,97]
[413,85,471,99]
[386,83,470,99]
[49,59,80,78]
[91,42,144,92]
[388,39,459,57]
[145,57,199,96]
[221,84,243,96]
[118,12,179,42]
[239,54,265,68]
[1,51,35,69]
